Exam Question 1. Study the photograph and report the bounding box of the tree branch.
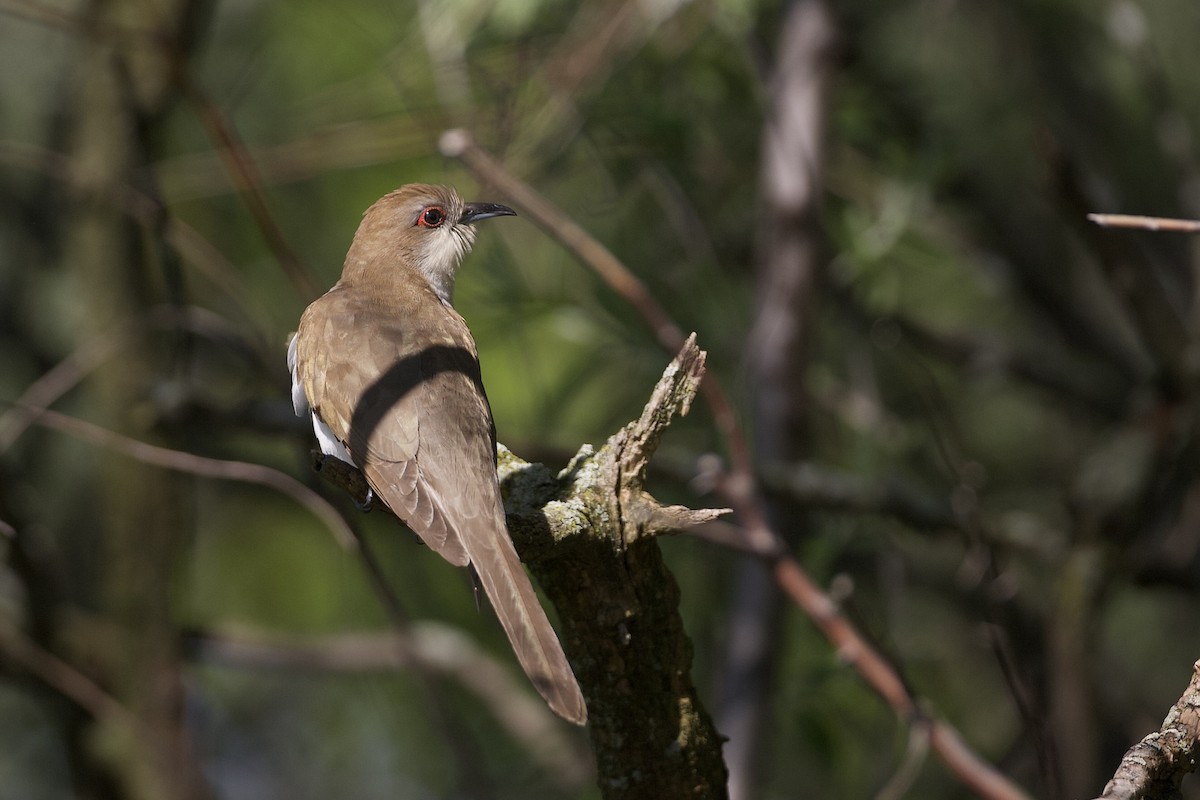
[1092,659,1200,800]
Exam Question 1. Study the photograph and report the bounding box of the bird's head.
[345,183,516,304]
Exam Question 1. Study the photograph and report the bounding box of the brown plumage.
[289,184,586,724]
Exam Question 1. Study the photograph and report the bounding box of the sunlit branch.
[1087,213,1200,233]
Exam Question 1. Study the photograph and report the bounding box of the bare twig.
[929,721,1034,800]
[1087,213,1200,233]
[774,558,1030,798]
[23,408,355,550]
[876,718,931,800]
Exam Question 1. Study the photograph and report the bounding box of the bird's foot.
[355,487,374,512]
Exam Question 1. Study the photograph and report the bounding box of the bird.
[288,183,586,725]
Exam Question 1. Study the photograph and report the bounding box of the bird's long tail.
[466,511,587,725]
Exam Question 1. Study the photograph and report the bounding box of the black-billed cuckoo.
[288,184,586,725]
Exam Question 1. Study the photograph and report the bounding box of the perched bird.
[288,184,586,724]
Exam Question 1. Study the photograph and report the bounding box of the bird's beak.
[460,201,517,224]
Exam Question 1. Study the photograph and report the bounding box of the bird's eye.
[417,206,446,228]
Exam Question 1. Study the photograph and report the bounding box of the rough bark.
[1092,660,1200,800]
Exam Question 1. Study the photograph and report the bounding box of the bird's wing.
[294,291,464,564]
[296,292,585,723]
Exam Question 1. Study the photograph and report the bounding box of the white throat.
[418,224,476,304]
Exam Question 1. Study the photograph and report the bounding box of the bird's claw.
[355,487,374,512]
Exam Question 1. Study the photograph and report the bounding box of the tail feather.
[466,511,587,725]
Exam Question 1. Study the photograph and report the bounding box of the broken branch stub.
[600,333,730,544]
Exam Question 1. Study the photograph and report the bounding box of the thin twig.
[1087,213,1200,233]
[876,717,930,800]
[773,557,1030,799]
[930,721,1034,800]
[23,408,356,550]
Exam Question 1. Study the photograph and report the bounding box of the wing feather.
[294,288,458,558]
[293,284,585,722]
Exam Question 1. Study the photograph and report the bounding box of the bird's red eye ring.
[417,206,447,228]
